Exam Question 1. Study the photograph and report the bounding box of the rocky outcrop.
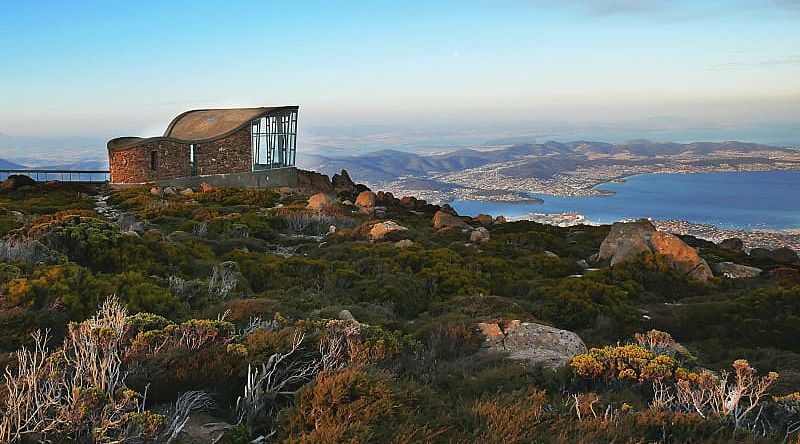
[439,204,459,216]
[0,174,36,192]
[432,211,470,230]
[338,309,356,322]
[470,227,491,243]
[477,320,587,369]
[306,193,334,211]
[368,221,408,241]
[750,247,800,264]
[597,219,654,265]
[331,170,356,194]
[495,215,507,224]
[596,219,713,282]
[297,169,333,192]
[714,262,762,279]
[355,191,377,213]
[474,214,494,227]
[719,238,744,252]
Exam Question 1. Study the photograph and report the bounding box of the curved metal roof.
[108,106,299,151]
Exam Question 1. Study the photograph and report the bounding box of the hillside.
[0,158,26,169]
[0,173,799,442]
[300,141,800,203]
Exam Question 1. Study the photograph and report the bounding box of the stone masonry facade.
[108,126,252,184]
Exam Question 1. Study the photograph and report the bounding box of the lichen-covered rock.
[470,227,490,243]
[597,219,656,266]
[714,262,762,279]
[0,174,36,192]
[750,247,800,264]
[355,191,377,213]
[331,169,356,194]
[297,169,333,192]
[306,193,334,211]
[596,219,713,282]
[477,320,587,369]
[338,309,356,322]
[367,221,408,241]
[474,214,494,227]
[719,237,744,252]
[432,211,470,230]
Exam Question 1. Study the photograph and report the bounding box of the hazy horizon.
[1,0,799,163]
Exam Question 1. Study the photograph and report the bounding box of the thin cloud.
[520,0,799,20]
[710,55,800,70]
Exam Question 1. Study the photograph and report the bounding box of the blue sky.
[1,0,799,138]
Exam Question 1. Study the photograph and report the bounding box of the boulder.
[714,262,762,279]
[376,191,395,203]
[650,231,714,281]
[306,193,334,211]
[331,170,356,194]
[10,210,25,223]
[477,320,587,369]
[0,174,36,192]
[368,221,408,241]
[179,188,194,196]
[297,169,333,192]
[355,191,377,213]
[338,309,356,322]
[495,215,507,224]
[597,219,656,265]
[150,187,160,195]
[544,250,559,258]
[469,227,491,243]
[750,247,800,264]
[200,182,214,192]
[770,267,800,287]
[719,237,744,252]
[394,239,414,248]
[162,186,177,195]
[440,204,459,216]
[474,214,494,227]
[433,211,470,230]
[596,219,713,282]
[400,196,416,206]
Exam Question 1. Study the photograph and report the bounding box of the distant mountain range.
[0,158,109,171]
[299,140,797,186]
[0,158,27,169]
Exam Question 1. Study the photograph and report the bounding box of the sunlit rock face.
[596,219,713,282]
[477,320,587,369]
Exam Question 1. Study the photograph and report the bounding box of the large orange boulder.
[367,221,408,241]
[596,219,713,282]
[306,193,334,211]
[474,214,494,227]
[432,210,470,230]
[650,231,713,281]
[355,191,376,213]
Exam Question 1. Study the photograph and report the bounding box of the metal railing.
[0,169,110,183]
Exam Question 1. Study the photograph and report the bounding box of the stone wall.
[155,167,299,189]
[109,126,253,184]
[109,139,191,184]
[194,126,252,176]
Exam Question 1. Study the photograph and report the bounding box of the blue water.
[450,170,800,231]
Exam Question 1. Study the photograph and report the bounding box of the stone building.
[107,106,299,187]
